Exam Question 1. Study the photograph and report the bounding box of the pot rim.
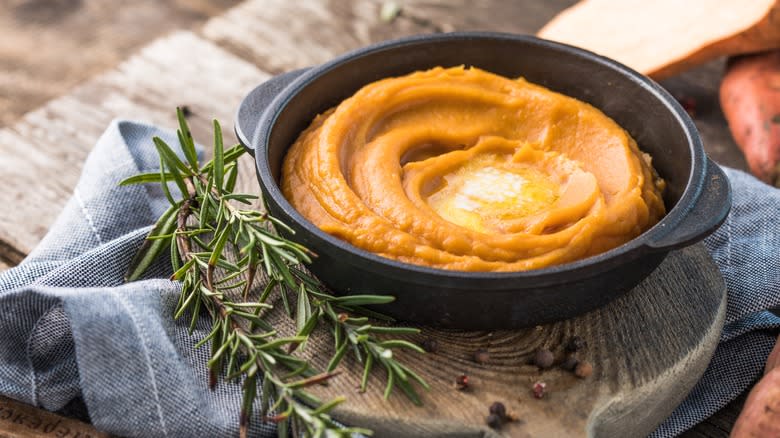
[252,31,706,283]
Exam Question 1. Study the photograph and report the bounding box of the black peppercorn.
[486,413,502,429]
[533,348,554,369]
[489,401,506,419]
[421,338,438,353]
[561,354,579,371]
[565,336,588,353]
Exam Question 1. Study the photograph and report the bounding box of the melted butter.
[427,154,560,233]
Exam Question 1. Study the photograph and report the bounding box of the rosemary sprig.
[121,108,427,437]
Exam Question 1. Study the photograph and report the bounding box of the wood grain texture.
[202,0,435,74]
[0,0,242,127]
[0,396,108,438]
[252,244,724,437]
[0,31,269,260]
[201,0,578,74]
[400,0,578,33]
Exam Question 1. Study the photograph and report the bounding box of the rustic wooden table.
[0,1,754,437]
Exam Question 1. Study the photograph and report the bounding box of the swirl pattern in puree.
[282,66,666,271]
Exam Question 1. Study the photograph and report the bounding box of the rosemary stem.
[123,112,426,437]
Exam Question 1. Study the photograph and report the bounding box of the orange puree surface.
[281,66,666,271]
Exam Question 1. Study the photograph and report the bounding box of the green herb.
[122,108,427,437]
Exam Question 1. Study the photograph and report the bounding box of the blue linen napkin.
[0,120,778,437]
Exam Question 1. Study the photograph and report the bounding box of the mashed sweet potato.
[282,66,666,271]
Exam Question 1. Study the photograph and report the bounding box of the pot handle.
[234,68,310,156]
[646,158,731,251]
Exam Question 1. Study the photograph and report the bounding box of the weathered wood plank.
[202,0,577,75]
[0,0,242,127]
[0,31,269,260]
[199,237,725,437]
[202,0,438,74]
[0,396,108,438]
[277,244,725,437]
[400,0,578,33]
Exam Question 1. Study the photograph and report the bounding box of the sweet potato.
[538,0,780,79]
[720,50,780,186]
[731,334,780,437]
[765,334,780,375]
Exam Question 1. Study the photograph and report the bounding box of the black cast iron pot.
[235,32,731,329]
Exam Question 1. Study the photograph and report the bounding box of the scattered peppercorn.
[420,338,438,353]
[532,381,546,399]
[561,354,579,372]
[489,401,507,419]
[575,360,593,378]
[533,348,555,369]
[454,374,469,390]
[485,414,503,429]
[485,413,502,429]
[565,336,588,353]
[474,348,490,364]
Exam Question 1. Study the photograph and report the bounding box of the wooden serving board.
[294,243,726,438]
